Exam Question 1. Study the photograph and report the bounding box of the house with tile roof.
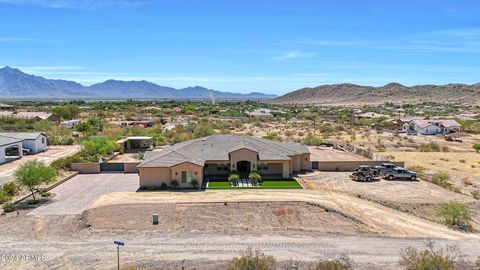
[137,134,311,188]
[405,119,461,135]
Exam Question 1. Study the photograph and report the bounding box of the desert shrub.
[459,159,466,163]
[0,190,12,204]
[226,248,276,270]
[303,135,323,146]
[133,151,145,160]
[438,201,472,229]
[398,241,468,270]
[170,180,179,189]
[147,186,157,191]
[473,144,480,153]
[2,202,15,213]
[430,172,458,192]
[420,142,441,152]
[139,186,148,191]
[2,182,20,196]
[15,160,56,201]
[308,257,353,270]
[262,134,280,141]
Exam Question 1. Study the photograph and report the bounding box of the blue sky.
[1,0,480,94]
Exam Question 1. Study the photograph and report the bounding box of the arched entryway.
[236,160,251,178]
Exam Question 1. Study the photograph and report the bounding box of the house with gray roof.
[0,135,23,164]
[405,119,461,135]
[137,134,311,188]
[0,132,48,154]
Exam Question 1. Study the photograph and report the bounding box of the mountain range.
[272,82,480,105]
[0,66,276,99]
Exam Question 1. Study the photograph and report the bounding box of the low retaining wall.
[71,162,101,174]
[317,161,405,172]
[124,162,140,173]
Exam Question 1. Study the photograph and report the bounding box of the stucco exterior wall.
[229,148,257,171]
[171,162,203,188]
[257,162,283,175]
[70,163,101,173]
[124,162,140,173]
[292,155,301,172]
[301,153,312,170]
[318,161,405,171]
[138,167,171,186]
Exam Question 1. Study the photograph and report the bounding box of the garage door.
[100,162,124,172]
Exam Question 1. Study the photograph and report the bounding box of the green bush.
[0,190,13,204]
[226,248,276,270]
[191,179,199,189]
[2,203,15,213]
[41,191,51,197]
[27,199,40,205]
[147,186,157,191]
[170,180,179,189]
[2,182,19,196]
[438,201,472,229]
[473,144,480,153]
[160,183,168,190]
[303,135,323,146]
[249,171,262,183]
[398,241,468,270]
[139,186,148,191]
[228,173,240,182]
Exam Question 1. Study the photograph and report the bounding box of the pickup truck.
[377,163,401,176]
[384,167,417,181]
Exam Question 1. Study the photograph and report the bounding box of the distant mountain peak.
[0,66,277,99]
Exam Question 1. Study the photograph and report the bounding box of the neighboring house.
[117,136,154,153]
[0,136,23,164]
[405,119,461,135]
[61,119,81,128]
[0,132,48,154]
[0,102,14,111]
[246,108,274,118]
[0,111,60,123]
[356,112,389,119]
[396,116,426,132]
[137,134,311,188]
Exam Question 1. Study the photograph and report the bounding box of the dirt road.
[90,189,479,240]
[1,233,479,270]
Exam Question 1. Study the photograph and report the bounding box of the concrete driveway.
[0,145,80,185]
[28,173,139,216]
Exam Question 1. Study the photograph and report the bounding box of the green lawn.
[207,178,303,189]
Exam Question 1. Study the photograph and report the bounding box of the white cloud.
[0,0,152,10]
[272,51,314,60]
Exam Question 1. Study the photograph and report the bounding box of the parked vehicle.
[384,167,417,180]
[377,163,401,176]
[350,165,379,182]
[22,148,32,155]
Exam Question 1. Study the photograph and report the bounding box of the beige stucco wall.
[292,155,301,172]
[70,163,101,173]
[301,153,312,170]
[171,162,203,188]
[257,161,283,175]
[318,161,405,171]
[138,167,171,186]
[229,148,257,171]
[124,162,140,173]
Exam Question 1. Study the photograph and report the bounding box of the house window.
[181,171,192,183]
[258,163,269,170]
[42,138,45,144]
[216,163,230,171]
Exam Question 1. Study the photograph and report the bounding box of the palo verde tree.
[14,160,56,201]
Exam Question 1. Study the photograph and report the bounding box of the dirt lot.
[385,151,480,194]
[309,146,369,161]
[28,173,139,215]
[0,145,81,185]
[86,201,369,234]
[303,172,473,204]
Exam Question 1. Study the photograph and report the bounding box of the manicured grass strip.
[206,179,303,189]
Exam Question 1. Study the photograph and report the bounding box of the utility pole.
[114,241,125,270]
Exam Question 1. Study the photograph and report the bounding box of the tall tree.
[15,160,56,201]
